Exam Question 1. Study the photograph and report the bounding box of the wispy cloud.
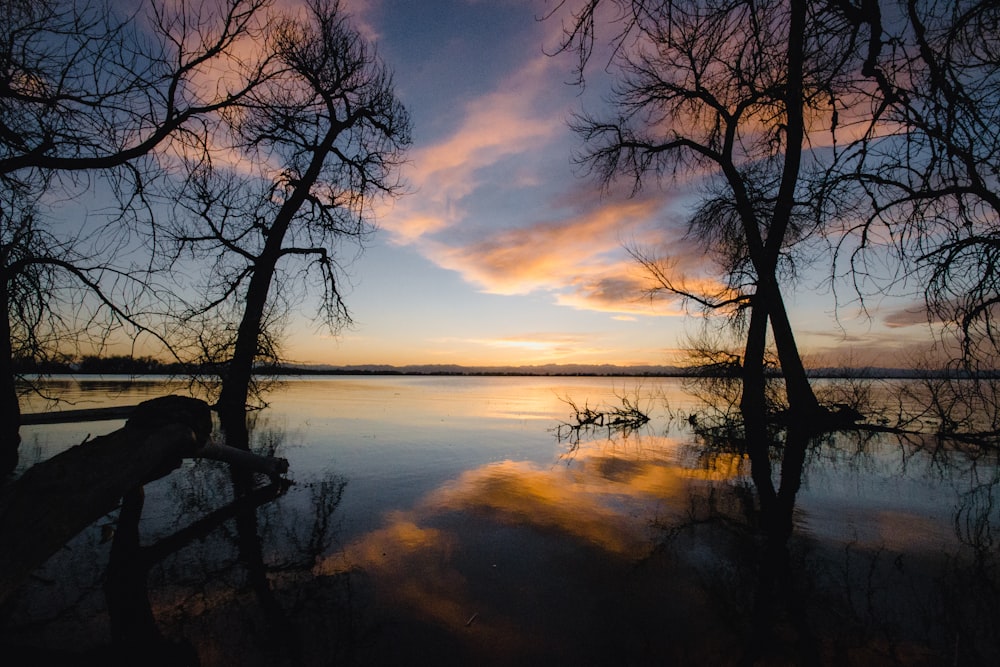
[882,303,933,329]
[361,5,721,320]
[366,42,694,317]
[428,199,657,292]
[379,53,566,241]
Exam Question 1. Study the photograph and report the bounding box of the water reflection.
[2,377,999,665]
[315,437,726,664]
[1,411,355,666]
[673,405,1000,666]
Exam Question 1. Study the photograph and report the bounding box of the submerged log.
[0,395,288,603]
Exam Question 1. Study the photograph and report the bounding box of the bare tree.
[167,0,411,444]
[0,0,270,175]
[0,0,273,473]
[825,0,1000,369]
[552,0,865,422]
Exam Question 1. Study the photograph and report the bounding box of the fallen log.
[0,395,288,603]
[20,402,289,477]
[198,442,289,479]
[20,404,139,425]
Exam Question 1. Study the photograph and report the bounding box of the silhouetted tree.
[0,0,272,473]
[1,182,176,470]
[824,0,1000,368]
[167,0,411,445]
[553,0,868,422]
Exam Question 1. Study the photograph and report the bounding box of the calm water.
[3,375,999,665]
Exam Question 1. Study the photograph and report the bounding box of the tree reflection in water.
[0,414,355,666]
[2,379,999,665]
[661,393,1000,666]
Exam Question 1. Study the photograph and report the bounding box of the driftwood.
[0,395,289,603]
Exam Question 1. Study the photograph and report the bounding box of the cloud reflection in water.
[314,433,741,660]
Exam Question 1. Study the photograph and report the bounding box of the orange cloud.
[420,198,674,309]
[347,17,715,319]
[428,204,644,290]
[416,194,735,316]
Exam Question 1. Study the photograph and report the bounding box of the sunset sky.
[249,0,934,369]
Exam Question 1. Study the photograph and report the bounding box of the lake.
[3,375,999,665]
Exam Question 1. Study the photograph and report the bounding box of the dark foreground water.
[2,376,998,665]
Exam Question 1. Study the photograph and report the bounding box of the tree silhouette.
[825,0,1000,369]
[552,0,867,422]
[0,0,272,473]
[165,0,411,446]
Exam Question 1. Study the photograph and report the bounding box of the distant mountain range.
[272,362,960,378]
[274,362,686,376]
[20,355,970,378]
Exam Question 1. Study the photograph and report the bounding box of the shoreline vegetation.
[13,355,992,379]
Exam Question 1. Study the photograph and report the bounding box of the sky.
[216,0,942,369]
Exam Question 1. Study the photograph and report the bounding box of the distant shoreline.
[18,363,989,380]
[264,366,953,379]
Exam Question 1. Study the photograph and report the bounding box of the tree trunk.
[740,294,769,416]
[757,0,821,420]
[215,122,339,446]
[0,285,21,475]
[741,299,777,510]
[216,262,275,448]
[758,276,821,417]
